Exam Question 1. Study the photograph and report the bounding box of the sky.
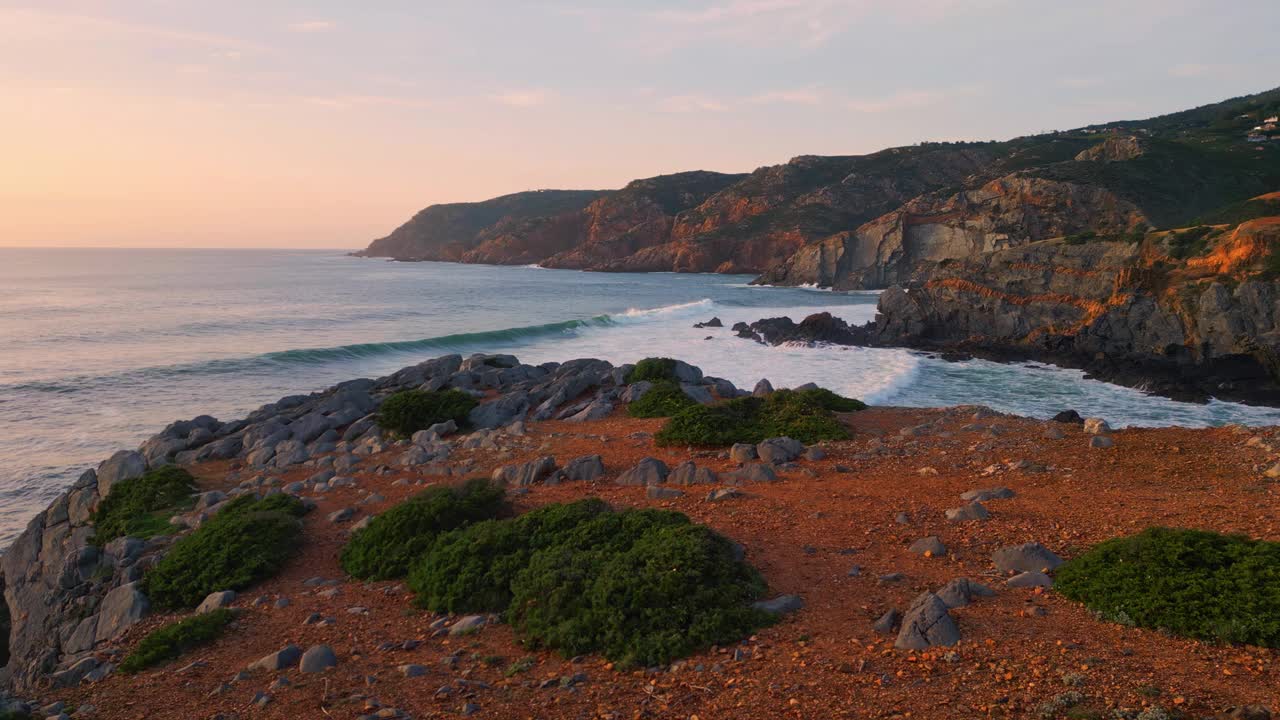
[1,1,1278,249]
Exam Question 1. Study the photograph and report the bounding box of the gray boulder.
[729,463,778,483]
[469,392,531,429]
[492,456,558,487]
[562,455,605,482]
[895,592,961,649]
[992,542,1063,573]
[669,461,717,485]
[96,450,147,498]
[960,487,1015,502]
[872,609,901,634]
[299,645,337,673]
[1006,571,1054,588]
[908,536,947,556]
[757,437,804,464]
[935,578,995,608]
[752,595,804,615]
[646,486,685,500]
[95,582,150,643]
[752,379,774,397]
[944,502,990,522]
[679,383,714,405]
[729,443,757,463]
[249,644,303,671]
[615,457,669,486]
[620,381,654,403]
[196,590,236,614]
[449,615,488,636]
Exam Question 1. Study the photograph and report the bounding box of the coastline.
[1,351,1277,718]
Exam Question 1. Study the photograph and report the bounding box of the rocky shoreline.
[2,352,1278,719]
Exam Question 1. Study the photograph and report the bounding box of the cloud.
[749,87,826,105]
[845,86,981,113]
[1168,62,1214,78]
[3,8,269,53]
[1059,76,1104,89]
[655,94,730,113]
[299,94,439,109]
[490,90,551,107]
[287,20,337,33]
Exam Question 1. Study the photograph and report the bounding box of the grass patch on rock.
[91,466,197,545]
[655,388,864,447]
[626,357,680,384]
[1056,527,1280,647]
[408,499,772,667]
[142,494,308,609]
[627,381,698,418]
[340,479,505,581]
[377,388,478,437]
[120,608,236,673]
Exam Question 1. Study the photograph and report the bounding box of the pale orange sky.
[2,1,1277,249]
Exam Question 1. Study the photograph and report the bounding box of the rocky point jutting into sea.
[355,87,1280,410]
[0,351,1277,719]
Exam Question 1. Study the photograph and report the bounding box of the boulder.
[1090,435,1115,449]
[96,450,147,498]
[706,488,743,502]
[491,456,558,487]
[1006,571,1053,588]
[908,536,947,557]
[646,486,685,500]
[449,615,488,636]
[615,457,669,486]
[468,392,531,429]
[679,384,714,405]
[895,593,961,650]
[562,455,605,482]
[299,645,338,673]
[669,461,717,485]
[196,590,236,614]
[729,443,757,463]
[960,487,1015,502]
[935,578,995,608]
[729,463,778,483]
[620,382,654,403]
[992,542,1063,573]
[1052,410,1085,424]
[752,379,774,397]
[566,398,614,422]
[872,609,902,634]
[944,502,990,522]
[95,582,150,643]
[752,595,804,615]
[757,437,804,464]
[249,644,303,671]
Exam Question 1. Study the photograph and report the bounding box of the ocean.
[2,247,1278,546]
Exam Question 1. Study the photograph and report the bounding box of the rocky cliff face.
[866,216,1280,403]
[756,175,1148,290]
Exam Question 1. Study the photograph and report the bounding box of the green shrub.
[408,500,771,667]
[91,466,197,545]
[1056,527,1280,647]
[627,380,697,418]
[654,387,862,446]
[119,609,236,673]
[142,495,307,609]
[1064,230,1097,245]
[409,499,613,613]
[1167,225,1217,259]
[626,357,679,383]
[507,511,771,667]
[377,389,478,437]
[340,479,505,581]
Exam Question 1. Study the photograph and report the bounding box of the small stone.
[872,609,901,634]
[398,664,428,678]
[1007,571,1054,588]
[646,486,685,500]
[449,615,488,636]
[327,507,356,523]
[960,487,1015,502]
[752,595,804,615]
[1083,418,1112,435]
[908,536,947,556]
[992,542,1063,573]
[944,502,990,522]
[1090,435,1115,449]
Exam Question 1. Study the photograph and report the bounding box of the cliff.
[358,87,1280,282]
[866,210,1280,403]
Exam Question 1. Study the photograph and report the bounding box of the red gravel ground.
[61,406,1280,720]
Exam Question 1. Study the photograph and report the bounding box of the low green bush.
[142,494,307,609]
[340,479,505,581]
[91,466,197,545]
[377,389,478,437]
[626,357,680,383]
[1056,527,1280,647]
[408,500,772,667]
[654,387,863,447]
[120,608,236,673]
[627,380,697,418]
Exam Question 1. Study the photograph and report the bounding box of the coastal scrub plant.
[1056,527,1280,647]
[406,499,773,667]
[119,609,236,673]
[377,388,478,437]
[626,381,697,418]
[625,357,680,384]
[655,387,865,447]
[340,479,505,581]
[90,466,197,545]
[142,494,308,608]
